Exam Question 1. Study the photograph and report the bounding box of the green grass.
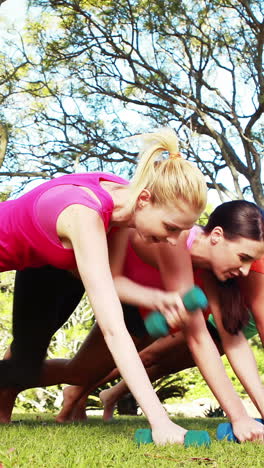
[0,415,263,467]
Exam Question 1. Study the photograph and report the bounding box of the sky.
[0,0,27,29]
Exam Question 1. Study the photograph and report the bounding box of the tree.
[0,123,8,167]
[1,0,263,204]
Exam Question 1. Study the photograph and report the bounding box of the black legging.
[0,268,149,388]
[0,266,84,388]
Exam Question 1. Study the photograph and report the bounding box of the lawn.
[0,415,263,467]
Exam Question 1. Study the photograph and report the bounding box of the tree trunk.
[0,123,8,168]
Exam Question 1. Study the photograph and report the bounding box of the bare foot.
[56,386,88,423]
[99,389,116,422]
[0,388,19,423]
[56,386,81,423]
[70,404,88,422]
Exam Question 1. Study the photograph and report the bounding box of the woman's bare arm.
[200,271,264,441]
[57,205,187,445]
[212,272,264,418]
[239,271,264,346]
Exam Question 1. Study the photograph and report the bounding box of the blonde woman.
[0,128,207,445]
[45,202,264,443]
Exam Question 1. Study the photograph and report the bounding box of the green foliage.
[179,334,264,401]
[0,187,12,201]
[0,271,14,351]
[154,373,188,401]
[198,203,214,226]
[204,404,225,418]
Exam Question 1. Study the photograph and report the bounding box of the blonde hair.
[128,127,207,213]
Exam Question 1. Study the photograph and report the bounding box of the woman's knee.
[140,349,157,368]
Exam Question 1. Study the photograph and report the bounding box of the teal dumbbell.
[216,418,264,442]
[144,286,208,338]
[134,428,211,447]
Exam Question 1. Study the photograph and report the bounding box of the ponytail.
[128,128,207,213]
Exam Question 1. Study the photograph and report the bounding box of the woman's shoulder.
[94,171,129,185]
[49,171,129,187]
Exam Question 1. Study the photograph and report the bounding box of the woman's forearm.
[104,327,169,427]
[186,329,248,422]
[223,335,264,416]
[86,282,170,427]
[114,276,162,309]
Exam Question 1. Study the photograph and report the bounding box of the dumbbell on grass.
[216,418,264,442]
[144,286,208,338]
[134,428,211,448]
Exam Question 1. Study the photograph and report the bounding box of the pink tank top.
[123,225,201,291]
[0,172,128,271]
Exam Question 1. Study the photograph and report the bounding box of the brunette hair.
[204,200,264,334]
[204,200,264,241]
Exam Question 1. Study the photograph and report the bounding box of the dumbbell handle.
[134,428,211,447]
[217,418,264,442]
[144,286,208,338]
[182,286,208,312]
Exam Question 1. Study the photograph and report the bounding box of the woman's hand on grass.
[232,417,264,442]
[151,419,187,446]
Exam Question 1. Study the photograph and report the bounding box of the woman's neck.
[190,228,212,269]
[102,182,133,226]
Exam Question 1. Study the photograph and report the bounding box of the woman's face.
[133,191,200,245]
[210,230,264,281]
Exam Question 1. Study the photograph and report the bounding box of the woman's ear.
[137,189,152,208]
[210,226,224,245]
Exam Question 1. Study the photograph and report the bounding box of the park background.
[0,0,263,418]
